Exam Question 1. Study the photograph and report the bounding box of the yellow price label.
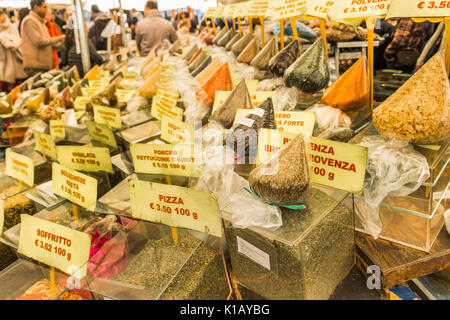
[305,0,335,19]
[151,97,183,121]
[250,91,275,108]
[329,0,390,20]
[85,120,118,149]
[246,0,270,17]
[74,96,90,111]
[5,149,34,187]
[274,111,316,136]
[81,87,101,97]
[386,0,448,19]
[33,130,57,159]
[93,105,122,129]
[56,145,113,173]
[160,116,195,144]
[269,0,306,20]
[116,89,136,104]
[49,120,66,140]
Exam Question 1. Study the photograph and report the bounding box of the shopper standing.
[18,7,30,36]
[88,5,110,51]
[44,8,62,69]
[20,0,64,77]
[135,1,177,57]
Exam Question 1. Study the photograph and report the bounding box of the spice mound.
[269,39,300,78]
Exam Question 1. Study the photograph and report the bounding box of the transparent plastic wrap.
[138,69,160,99]
[309,104,353,140]
[272,87,300,111]
[126,95,149,113]
[355,136,430,239]
[373,53,450,144]
[231,32,252,56]
[199,121,227,147]
[257,78,285,91]
[217,29,234,47]
[250,36,279,70]
[269,39,300,78]
[249,133,311,206]
[284,39,330,93]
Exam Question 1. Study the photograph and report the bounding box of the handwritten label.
[269,0,306,20]
[116,89,135,104]
[5,149,34,187]
[129,180,222,237]
[74,96,91,111]
[93,105,122,129]
[49,120,66,139]
[246,0,270,17]
[18,214,91,278]
[130,144,203,177]
[329,0,391,20]
[386,0,449,19]
[81,87,101,97]
[275,111,315,136]
[305,0,335,19]
[33,130,57,159]
[56,146,113,173]
[151,89,182,121]
[160,116,195,144]
[85,120,118,149]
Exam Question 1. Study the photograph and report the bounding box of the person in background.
[18,7,30,35]
[88,5,110,51]
[0,8,27,92]
[60,23,104,78]
[44,8,62,69]
[172,11,186,31]
[135,1,177,57]
[20,0,64,77]
[127,8,139,40]
[189,12,198,33]
[177,19,191,46]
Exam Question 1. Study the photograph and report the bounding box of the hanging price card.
[129,180,222,237]
[49,120,66,139]
[116,89,136,104]
[329,0,391,20]
[274,111,315,136]
[205,7,219,18]
[269,0,306,20]
[151,89,183,121]
[81,87,101,97]
[74,96,90,111]
[18,214,91,278]
[93,105,122,129]
[386,0,450,19]
[130,143,203,177]
[56,146,113,173]
[5,149,34,187]
[215,5,225,18]
[250,91,275,107]
[224,3,238,18]
[85,120,118,149]
[247,0,270,17]
[33,130,57,159]
[305,0,335,19]
[160,116,195,144]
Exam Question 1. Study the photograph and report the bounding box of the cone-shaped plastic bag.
[141,59,160,80]
[194,58,221,85]
[87,82,119,109]
[237,38,260,64]
[187,48,203,66]
[189,50,207,72]
[284,39,330,93]
[373,54,450,144]
[168,39,182,55]
[84,65,100,80]
[226,98,276,163]
[321,57,369,111]
[251,36,279,70]
[217,28,234,47]
[212,28,228,45]
[197,62,232,106]
[249,133,311,205]
[212,79,253,128]
[226,33,242,51]
[139,69,160,99]
[231,33,252,56]
[191,56,212,78]
[181,44,199,61]
[269,39,300,77]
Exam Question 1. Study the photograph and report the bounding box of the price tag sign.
[160,116,195,144]
[49,120,66,139]
[250,91,275,107]
[269,0,306,20]
[93,105,122,129]
[305,0,335,19]
[74,96,90,111]
[18,214,91,278]
[56,146,114,173]
[212,91,231,114]
[257,129,297,165]
[223,3,238,18]
[205,7,219,18]
[329,0,391,20]
[215,5,225,18]
[151,98,183,121]
[130,143,203,177]
[274,111,316,136]
[116,89,136,104]
[85,120,118,149]
[129,180,222,238]
[33,130,57,159]
[81,87,101,97]
[247,0,270,17]
[5,149,34,187]
[386,0,450,19]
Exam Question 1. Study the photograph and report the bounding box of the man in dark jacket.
[88,6,110,51]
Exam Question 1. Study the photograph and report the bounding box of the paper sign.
[151,89,182,121]
[88,80,108,90]
[250,91,275,107]
[129,180,222,237]
[85,120,118,149]
[49,120,66,139]
[257,129,297,165]
[305,0,335,19]
[204,7,219,18]
[33,130,57,159]
[81,87,101,97]
[116,89,135,104]
[269,0,306,20]
[130,143,203,177]
[329,0,391,20]
[74,96,90,111]
[386,0,449,19]
[93,105,122,129]
[231,79,259,92]
[56,146,113,173]
[5,149,34,187]
[233,2,248,17]
[223,3,238,18]
[274,111,316,136]
[212,91,231,114]
[18,214,91,278]
[160,116,195,144]
[246,0,270,17]
[122,71,138,79]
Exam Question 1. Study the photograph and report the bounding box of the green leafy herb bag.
[268,39,300,78]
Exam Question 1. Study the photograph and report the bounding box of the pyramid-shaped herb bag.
[373,53,450,144]
[191,56,212,78]
[226,33,242,51]
[269,39,300,77]
[249,133,311,205]
[195,58,222,86]
[197,62,232,106]
[138,69,160,99]
[237,38,260,64]
[181,44,199,61]
[212,28,228,45]
[231,33,252,56]
[284,38,330,93]
[212,79,253,128]
[250,36,279,70]
[187,48,203,66]
[217,28,234,47]
[189,50,208,72]
[226,98,276,164]
[168,39,182,55]
[321,57,369,111]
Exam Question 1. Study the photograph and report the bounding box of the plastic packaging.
[250,36,279,70]
[187,48,203,66]
[373,53,450,144]
[126,96,150,113]
[191,56,212,78]
[194,58,221,86]
[217,29,234,47]
[141,59,160,80]
[188,50,207,72]
[237,38,259,64]
[231,33,252,56]
[284,39,330,93]
[272,87,300,111]
[269,39,300,78]
[249,133,311,205]
[168,39,182,55]
[257,78,285,91]
[138,69,160,98]
[212,28,228,45]
[181,44,199,61]
[225,33,241,51]
[197,62,232,107]
[309,104,353,140]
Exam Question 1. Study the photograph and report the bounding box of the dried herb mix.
[226,34,242,51]
[237,38,260,64]
[212,28,228,45]
[191,56,213,78]
[217,29,234,47]
[231,33,252,56]
[181,44,199,61]
[2,186,36,230]
[251,37,279,71]
[269,39,300,78]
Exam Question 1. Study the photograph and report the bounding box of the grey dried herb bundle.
[217,29,234,47]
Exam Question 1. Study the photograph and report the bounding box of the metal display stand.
[72,0,91,75]
[334,40,380,76]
